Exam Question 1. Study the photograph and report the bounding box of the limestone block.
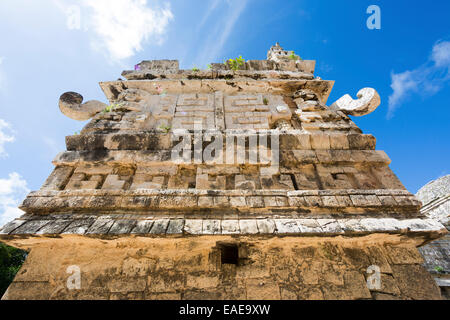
[321,196,340,207]
[168,176,191,189]
[86,218,116,234]
[256,219,276,234]
[221,220,240,234]
[184,219,203,235]
[289,150,317,164]
[159,195,197,209]
[329,134,349,150]
[196,173,226,190]
[109,219,136,234]
[377,196,397,206]
[40,166,74,191]
[359,218,400,232]
[0,219,27,234]
[198,196,214,207]
[260,174,294,190]
[214,196,230,208]
[275,219,301,234]
[293,166,319,190]
[166,219,185,234]
[130,175,165,190]
[235,175,257,190]
[303,196,323,207]
[36,220,72,235]
[264,196,288,207]
[136,60,179,73]
[347,134,376,150]
[149,219,169,234]
[13,220,52,234]
[297,219,323,233]
[239,220,259,234]
[62,219,95,234]
[319,171,355,189]
[317,219,343,233]
[74,165,113,175]
[353,172,381,190]
[310,133,331,150]
[350,195,368,207]
[130,220,154,234]
[229,196,247,207]
[102,175,127,190]
[246,196,264,208]
[202,220,221,235]
[288,196,307,207]
[335,195,353,207]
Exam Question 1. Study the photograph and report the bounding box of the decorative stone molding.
[59,92,107,121]
[330,88,381,116]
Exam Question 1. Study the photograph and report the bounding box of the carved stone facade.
[0,43,447,300]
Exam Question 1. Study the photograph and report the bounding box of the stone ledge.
[65,132,376,151]
[19,189,420,215]
[0,216,446,238]
[121,69,316,81]
[52,149,390,166]
[99,79,335,104]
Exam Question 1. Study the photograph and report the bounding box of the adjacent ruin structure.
[416,175,450,299]
[0,44,447,300]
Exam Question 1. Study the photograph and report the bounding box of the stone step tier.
[0,214,445,242]
[66,132,375,151]
[20,189,420,216]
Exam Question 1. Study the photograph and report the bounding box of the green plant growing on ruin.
[434,266,444,273]
[192,66,200,72]
[159,124,171,134]
[207,64,212,70]
[263,98,269,105]
[227,55,245,71]
[74,131,80,135]
[289,52,301,60]
[102,102,125,113]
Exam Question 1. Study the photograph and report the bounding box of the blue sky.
[0,0,449,225]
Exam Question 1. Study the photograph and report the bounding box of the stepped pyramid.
[1,43,447,300]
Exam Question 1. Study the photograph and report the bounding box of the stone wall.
[2,235,441,300]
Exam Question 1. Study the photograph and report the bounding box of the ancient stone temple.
[0,43,447,300]
[416,175,450,299]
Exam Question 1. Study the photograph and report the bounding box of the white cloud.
[388,40,450,118]
[55,0,174,62]
[432,41,450,68]
[0,172,29,227]
[0,119,15,157]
